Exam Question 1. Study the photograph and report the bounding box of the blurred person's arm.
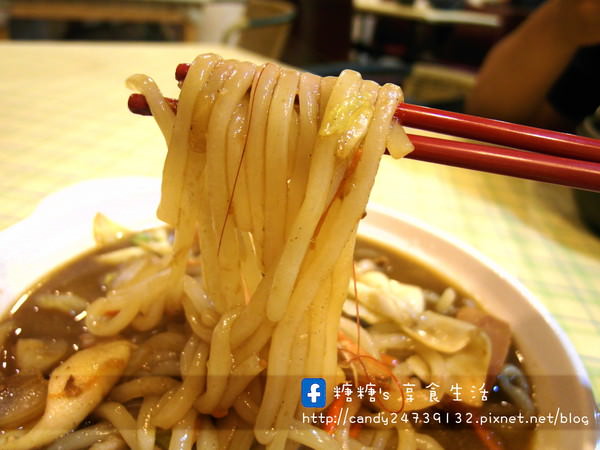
[465,0,600,130]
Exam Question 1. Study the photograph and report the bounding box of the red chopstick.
[406,134,600,192]
[391,103,600,191]
[396,103,600,163]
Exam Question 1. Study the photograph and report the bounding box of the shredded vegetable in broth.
[0,55,535,449]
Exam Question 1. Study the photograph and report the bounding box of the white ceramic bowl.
[0,177,597,449]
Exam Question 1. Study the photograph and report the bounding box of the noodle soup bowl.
[0,177,597,449]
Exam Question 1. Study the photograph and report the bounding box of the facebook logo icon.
[301,378,326,408]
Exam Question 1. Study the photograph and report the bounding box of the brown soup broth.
[1,234,535,449]
[357,238,535,450]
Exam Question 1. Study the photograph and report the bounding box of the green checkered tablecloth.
[1,42,599,401]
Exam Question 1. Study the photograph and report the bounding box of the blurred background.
[0,0,542,112]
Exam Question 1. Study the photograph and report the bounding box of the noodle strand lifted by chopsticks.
[114,54,410,447]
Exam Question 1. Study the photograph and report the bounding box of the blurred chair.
[1,0,295,57]
[222,0,296,59]
[403,62,475,110]
[1,0,209,41]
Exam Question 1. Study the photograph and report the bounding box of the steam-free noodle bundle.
[124,53,413,446]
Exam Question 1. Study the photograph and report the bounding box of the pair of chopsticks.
[398,104,600,192]
[127,63,600,192]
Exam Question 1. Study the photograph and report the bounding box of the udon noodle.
[0,55,534,449]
